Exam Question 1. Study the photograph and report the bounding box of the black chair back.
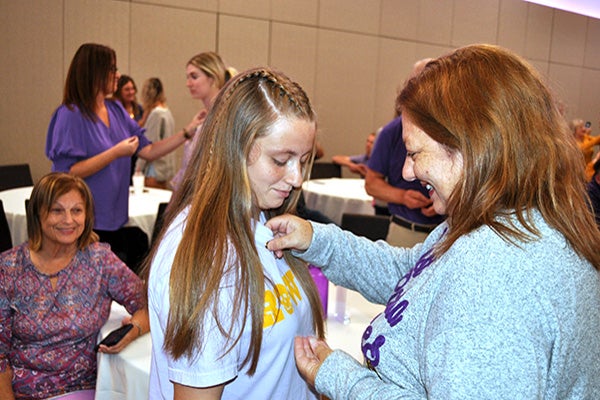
[0,200,13,252]
[151,202,169,245]
[310,162,341,180]
[0,164,33,191]
[341,213,390,242]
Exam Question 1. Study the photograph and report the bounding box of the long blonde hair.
[398,44,600,269]
[146,67,324,374]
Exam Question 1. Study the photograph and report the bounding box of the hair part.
[397,44,600,269]
[142,67,324,374]
[27,172,98,251]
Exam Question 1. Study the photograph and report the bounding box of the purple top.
[349,154,369,165]
[367,117,444,225]
[0,242,145,399]
[45,100,151,231]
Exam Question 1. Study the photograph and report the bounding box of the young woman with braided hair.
[145,67,325,399]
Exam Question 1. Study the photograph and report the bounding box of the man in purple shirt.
[366,116,444,247]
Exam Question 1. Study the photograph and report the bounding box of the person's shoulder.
[0,243,29,270]
[81,241,116,260]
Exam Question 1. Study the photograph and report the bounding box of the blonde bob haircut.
[27,172,98,251]
[397,44,600,269]
[147,67,324,374]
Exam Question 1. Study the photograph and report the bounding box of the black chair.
[96,227,149,275]
[151,202,169,245]
[0,200,13,252]
[0,164,34,191]
[310,162,341,179]
[341,213,390,242]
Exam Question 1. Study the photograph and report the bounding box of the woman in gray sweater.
[267,44,600,399]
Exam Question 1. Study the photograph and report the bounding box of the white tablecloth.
[96,304,152,400]
[0,186,171,246]
[95,286,384,399]
[302,178,373,225]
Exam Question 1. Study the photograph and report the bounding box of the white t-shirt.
[148,208,317,399]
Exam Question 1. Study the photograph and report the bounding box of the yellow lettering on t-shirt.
[263,270,303,328]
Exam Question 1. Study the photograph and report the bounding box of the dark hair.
[27,172,98,251]
[63,43,116,121]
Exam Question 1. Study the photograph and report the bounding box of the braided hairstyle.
[148,67,324,374]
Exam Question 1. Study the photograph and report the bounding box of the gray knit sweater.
[296,211,600,399]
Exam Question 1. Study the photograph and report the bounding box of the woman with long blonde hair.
[170,51,236,190]
[146,67,325,399]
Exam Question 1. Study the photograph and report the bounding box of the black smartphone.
[95,323,133,351]
[585,121,591,128]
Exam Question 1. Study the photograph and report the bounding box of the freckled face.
[402,116,463,215]
[185,64,214,101]
[40,190,86,249]
[247,118,316,210]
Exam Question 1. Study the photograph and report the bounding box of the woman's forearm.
[0,367,16,400]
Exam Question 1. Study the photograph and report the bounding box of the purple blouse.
[45,100,151,231]
[0,242,145,399]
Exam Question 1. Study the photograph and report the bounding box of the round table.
[302,178,374,225]
[0,186,172,246]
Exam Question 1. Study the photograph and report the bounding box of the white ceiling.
[524,0,600,19]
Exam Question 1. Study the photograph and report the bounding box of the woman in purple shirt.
[46,43,197,269]
[0,172,148,399]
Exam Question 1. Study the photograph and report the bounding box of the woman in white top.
[136,78,176,189]
[145,67,325,399]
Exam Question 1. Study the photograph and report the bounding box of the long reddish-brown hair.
[398,44,600,269]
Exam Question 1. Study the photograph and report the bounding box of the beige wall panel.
[64,0,131,73]
[379,0,453,45]
[219,0,270,19]
[497,0,528,53]
[270,23,318,99]
[417,0,453,45]
[578,68,600,125]
[524,3,553,61]
[548,63,583,121]
[584,19,600,69]
[272,0,318,25]
[573,69,600,125]
[374,39,418,128]
[218,15,270,72]
[550,10,587,65]
[319,0,380,35]
[414,43,454,61]
[313,30,379,161]
[0,0,63,181]
[130,3,217,142]
[451,0,499,47]
[132,0,217,12]
[379,0,419,40]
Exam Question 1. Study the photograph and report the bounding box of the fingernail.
[265,240,270,249]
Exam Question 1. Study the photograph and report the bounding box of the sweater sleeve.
[293,222,435,305]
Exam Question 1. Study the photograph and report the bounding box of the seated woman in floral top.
[0,172,149,400]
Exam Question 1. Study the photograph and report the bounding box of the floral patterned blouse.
[0,242,145,399]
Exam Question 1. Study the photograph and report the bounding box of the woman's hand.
[186,109,208,135]
[265,214,314,259]
[114,136,140,158]
[294,336,333,387]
